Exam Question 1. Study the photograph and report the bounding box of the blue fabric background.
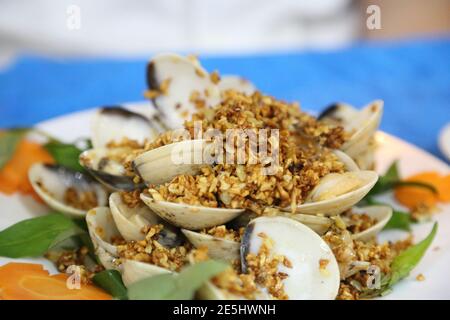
[0,38,449,160]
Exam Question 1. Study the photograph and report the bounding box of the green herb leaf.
[363,198,414,231]
[367,161,400,196]
[383,210,413,231]
[93,270,128,300]
[367,161,437,197]
[128,260,228,300]
[44,141,85,172]
[388,222,438,286]
[0,128,29,170]
[0,213,84,258]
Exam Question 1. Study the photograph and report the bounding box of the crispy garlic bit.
[140,90,346,214]
[116,224,191,272]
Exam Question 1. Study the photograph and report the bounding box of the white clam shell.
[320,100,383,158]
[351,205,393,242]
[91,107,159,149]
[290,170,378,216]
[109,192,160,241]
[140,193,243,230]
[121,259,172,287]
[241,216,340,300]
[147,53,221,128]
[181,229,240,262]
[133,139,213,186]
[29,163,107,217]
[85,207,121,269]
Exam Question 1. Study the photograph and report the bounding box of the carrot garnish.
[394,171,450,210]
[0,139,54,197]
[0,263,111,300]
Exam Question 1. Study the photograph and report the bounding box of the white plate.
[1,104,449,299]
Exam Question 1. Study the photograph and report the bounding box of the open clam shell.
[121,259,172,287]
[140,193,244,230]
[109,192,184,247]
[290,170,378,216]
[109,192,160,241]
[79,147,144,191]
[218,75,256,95]
[181,229,240,262]
[241,216,340,300]
[350,205,393,242]
[319,100,383,158]
[85,207,121,269]
[29,163,108,217]
[91,106,161,149]
[133,139,214,186]
[147,53,221,128]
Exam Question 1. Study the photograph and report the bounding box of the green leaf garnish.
[0,128,29,170]
[0,213,84,258]
[383,210,414,231]
[44,141,85,172]
[388,222,437,286]
[127,260,228,300]
[93,270,128,300]
[360,222,437,298]
[367,161,437,197]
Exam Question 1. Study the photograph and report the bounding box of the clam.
[140,192,244,230]
[109,192,184,247]
[290,170,378,216]
[91,106,161,149]
[109,192,159,241]
[318,100,383,158]
[147,53,221,128]
[349,205,393,242]
[121,259,172,287]
[79,147,144,191]
[133,139,215,186]
[29,163,108,217]
[85,207,121,270]
[218,75,256,95]
[181,229,240,262]
[241,216,340,300]
[231,211,332,235]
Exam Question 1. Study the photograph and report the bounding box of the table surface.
[0,38,449,160]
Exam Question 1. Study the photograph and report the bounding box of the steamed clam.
[80,106,161,191]
[239,217,340,299]
[29,163,108,217]
[318,100,383,169]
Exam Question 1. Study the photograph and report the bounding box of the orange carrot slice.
[437,175,450,202]
[394,171,449,210]
[0,263,111,300]
[0,140,54,196]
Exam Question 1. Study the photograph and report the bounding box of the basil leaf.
[383,210,413,231]
[0,128,29,170]
[93,270,128,300]
[128,260,228,300]
[44,141,85,172]
[367,161,400,196]
[363,198,414,231]
[366,161,437,197]
[0,213,84,258]
[388,222,438,286]
[128,273,177,300]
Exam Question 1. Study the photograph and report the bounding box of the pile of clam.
[28,54,390,300]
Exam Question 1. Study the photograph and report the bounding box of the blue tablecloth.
[0,38,449,159]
